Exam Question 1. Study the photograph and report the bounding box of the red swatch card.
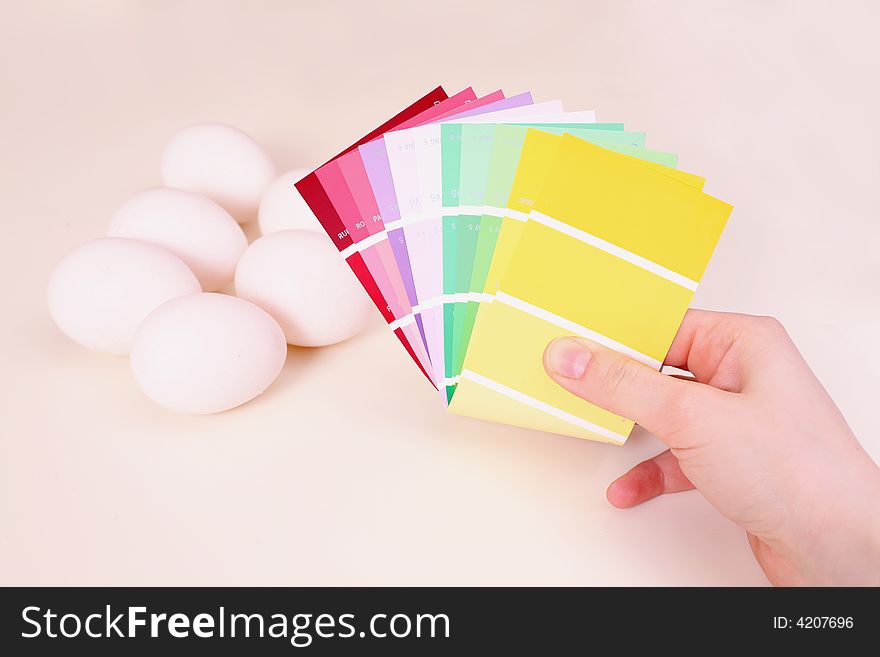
[296,86,448,386]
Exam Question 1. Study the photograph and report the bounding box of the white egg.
[47,238,201,355]
[107,188,247,292]
[161,123,277,223]
[234,230,372,347]
[258,168,322,235]
[131,293,287,414]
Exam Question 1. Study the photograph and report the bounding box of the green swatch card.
[441,122,667,399]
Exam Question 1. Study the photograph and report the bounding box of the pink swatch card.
[310,88,481,383]
[324,90,509,367]
[383,95,566,386]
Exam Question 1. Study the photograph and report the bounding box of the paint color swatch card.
[441,123,685,402]
[298,87,732,444]
[296,85,450,386]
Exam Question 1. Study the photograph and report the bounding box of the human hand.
[543,310,880,586]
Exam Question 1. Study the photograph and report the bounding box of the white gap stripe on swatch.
[456,204,486,216]
[456,204,505,217]
[412,297,444,312]
[384,211,432,231]
[504,208,530,222]
[388,314,415,331]
[460,369,627,443]
[340,230,388,258]
[661,365,695,380]
[429,293,464,305]
[494,291,661,369]
[529,211,699,291]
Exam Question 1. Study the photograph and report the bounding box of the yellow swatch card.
[483,130,705,301]
[450,131,732,443]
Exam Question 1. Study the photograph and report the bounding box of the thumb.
[543,336,708,441]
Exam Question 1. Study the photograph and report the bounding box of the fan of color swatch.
[296,86,732,445]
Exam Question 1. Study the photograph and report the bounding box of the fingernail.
[546,337,591,379]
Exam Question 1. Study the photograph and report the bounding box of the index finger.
[663,309,793,393]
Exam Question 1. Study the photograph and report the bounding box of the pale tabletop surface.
[2,1,878,586]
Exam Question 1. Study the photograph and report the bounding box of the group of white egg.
[48,124,372,414]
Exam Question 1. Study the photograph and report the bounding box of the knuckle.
[756,315,786,334]
[601,357,635,398]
